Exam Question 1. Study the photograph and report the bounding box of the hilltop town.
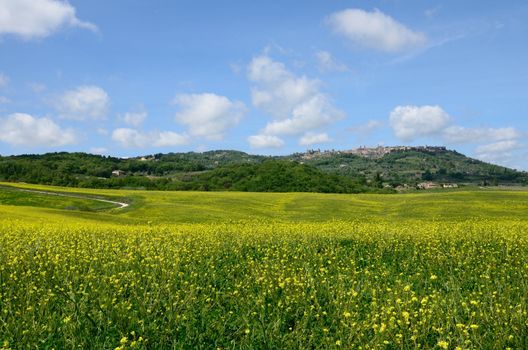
[297,146,448,160]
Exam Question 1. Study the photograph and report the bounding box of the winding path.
[3,186,129,209]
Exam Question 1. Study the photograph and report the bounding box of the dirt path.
[3,186,129,209]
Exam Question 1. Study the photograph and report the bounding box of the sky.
[0,0,527,169]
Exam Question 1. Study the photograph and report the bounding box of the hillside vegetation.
[295,148,525,186]
[175,160,374,193]
[0,147,526,192]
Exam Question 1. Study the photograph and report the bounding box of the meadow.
[0,183,527,349]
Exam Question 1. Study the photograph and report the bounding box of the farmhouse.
[417,182,440,190]
[111,170,125,177]
[442,183,459,188]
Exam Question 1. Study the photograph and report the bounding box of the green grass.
[2,182,528,224]
[0,186,119,212]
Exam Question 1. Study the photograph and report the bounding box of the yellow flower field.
[1,184,528,348]
[1,219,527,349]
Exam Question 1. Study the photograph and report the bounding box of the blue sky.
[0,0,527,169]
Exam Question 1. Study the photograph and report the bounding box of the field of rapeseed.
[1,217,528,349]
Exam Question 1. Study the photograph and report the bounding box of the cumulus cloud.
[264,94,344,135]
[476,140,521,156]
[112,128,189,148]
[55,85,109,120]
[119,107,147,127]
[389,105,523,148]
[112,128,148,148]
[248,55,320,120]
[262,94,345,136]
[299,132,331,146]
[155,131,190,147]
[474,140,524,166]
[315,51,350,73]
[0,0,96,39]
[0,113,75,147]
[247,55,344,143]
[387,104,525,167]
[443,126,521,144]
[326,8,426,52]
[172,93,246,140]
[389,105,450,141]
[247,134,285,149]
[0,73,9,88]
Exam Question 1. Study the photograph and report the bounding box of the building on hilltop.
[300,145,448,160]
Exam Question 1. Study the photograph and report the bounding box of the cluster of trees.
[0,152,214,179]
[0,154,387,193]
[178,160,381,193]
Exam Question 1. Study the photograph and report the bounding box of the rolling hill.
[0,146,526,191]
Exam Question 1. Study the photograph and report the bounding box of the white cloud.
[119,107,147,127]
[172,93,246,140]
[349,119,384,134]
[476,140,521,155]
[0,73,9,88]
[387,105,525,167]
[474,140,524,166]
[443,126,520,144]
[55,85,109,120]
[299,132,331,146]
[112,128,148,148]
[315,51,350,73]
[154,131,190,147]
[112,128,189,148]
[90,147,108,155]
[262,94,344,135]
[247,134,285,149]
[389,105,450,141]
[0,0,96,39]
[248,55,320,119]
[326,8,426,52]
[248,55,344,137]
[0,113,75,147]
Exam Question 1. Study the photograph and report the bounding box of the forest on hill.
[0,147,526,192]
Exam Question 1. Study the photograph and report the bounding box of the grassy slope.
[0,186,118,211]
[2,182,528,224]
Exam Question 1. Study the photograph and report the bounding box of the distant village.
[393,182,458,192]
[299,145,448,160]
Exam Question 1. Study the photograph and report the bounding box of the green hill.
[0,147,526,191]
[174,160,373,193]
[291,147,526,186]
